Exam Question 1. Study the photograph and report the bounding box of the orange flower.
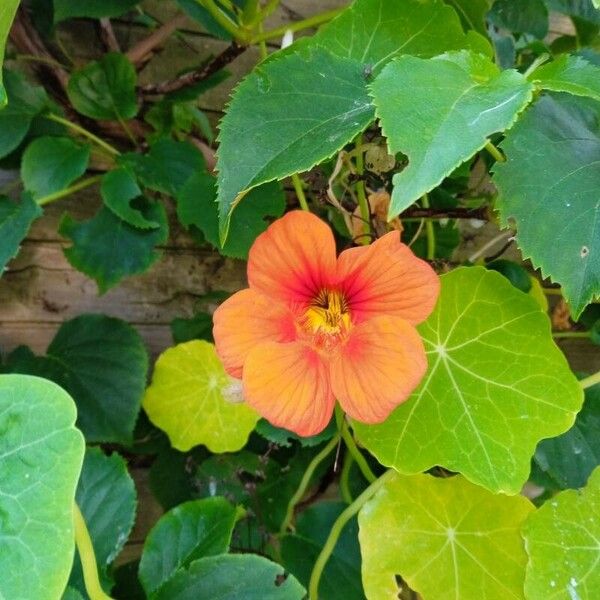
[213,211,440,436]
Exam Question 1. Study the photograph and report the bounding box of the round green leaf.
[371,51,533,218]
[0,1,19,106]
[153,554,305,600]
[143,340,259,453]
[523,466,600,599]
[0,374,85,600]
[359,472,534,600]
[493,93,600,318]
[67,53,137,121]
[21,136,90,200]
[354,267,583,494]
[139,497,241,595]
[69,448,137,595]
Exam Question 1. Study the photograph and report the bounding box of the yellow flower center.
[303,289,351,338]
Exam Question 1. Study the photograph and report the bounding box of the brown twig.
[98,18,121,53]
[141,42,246,95]
[126,13,188,67]
[401,206,489,220]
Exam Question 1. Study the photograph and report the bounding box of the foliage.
[0,0,599,598]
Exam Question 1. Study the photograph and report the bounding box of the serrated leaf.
[493,93,600,318]
[359,472,533,600]
[354,267,583,494]
[0,374,85,600]
[532,381,600,490]
[67,53,137,121]
[0,193,42,272]
[216,46,374,241]
[0,1,19,106]
[371,51,533,218]
[21,136,90,200]
[0,70,49,157]
[143,340,259,453]
[530,54,600,101]
[523,466,600,599]
[444,0,493,35]
[281,502,364,600]
[101,168,159,229]
[6,314,149,443]
[60,202,168,293]
[54,0,140,22]
[312,0,491,68]
[69,448,137,595]
[120,138,205,196]
[255,418,337,448]
[153,554,305,600]
[488,0,549,38]
[139,497,239,596]
[177,174,285,259]
[545,0,600,24]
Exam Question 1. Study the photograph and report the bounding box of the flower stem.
[197,0,243,40]
[340,419,376,484]
[553,331,590,339]
[421,193,436,261]
[250,8,343,43]
[45,113,121,157]
[37,175,102,206]
[340,452,354,503]
[279,434,340,535]
[580,370,600,390]
[308,470,395,599]
[292,173,310,211]
[74,503,114,600]
[484,140,505,163]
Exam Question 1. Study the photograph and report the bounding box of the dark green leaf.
[489,0,549,38]
[120,138,205,196]
[486,259,532,292]
[153,554,305,600]
[281,502,364,600]
[176,0,244,40]
[372,51,533,217]
[62,588,85,600]
[444,0,492,35]
[7,314,149,443]
[545,0,600,24]
[101,168,160,229]
[112,561,145,600]
[139,497,240,596]
[67,53,137,120]
[170,312,214,344]
[216,46,374,241]
[312,0,492,68]
[0,70,48,158]
[69,448,137,595]
[532,381,600,489]
[0,2,19,106]
[493,93,600,318]
[530,54,600,101]
[54,0,140,22]
[0,193,42,272]
[255,418,337,448]
[178,174,285,258]
[60,203,168,293]
[21,136,90,200]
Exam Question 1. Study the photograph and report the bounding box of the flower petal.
[248,210,337,305]
[243,341,335,436]
[337,231,440,325]
[213,289,296,378]
[331,316,427,423]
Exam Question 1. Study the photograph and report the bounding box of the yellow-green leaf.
[143,340,259,453]
[359,472,533,600]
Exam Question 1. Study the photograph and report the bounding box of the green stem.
[197,0,243,40]
[37,175,102,206]
[355,134,371,245]
[580,371,600,390]
[339,452,354,504]
[250,8,343,43]
[74,503,114,600]
[292,173,310,211]
[421,193,436,261]
[279,434,340,534]
[308,470,395,599]
[484,140,506,163]
[553,331,590,339]
[523,53,550,78]
[340,419,376,484]
[45,114,120,156]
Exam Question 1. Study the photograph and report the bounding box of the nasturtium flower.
[213,211,440,436]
